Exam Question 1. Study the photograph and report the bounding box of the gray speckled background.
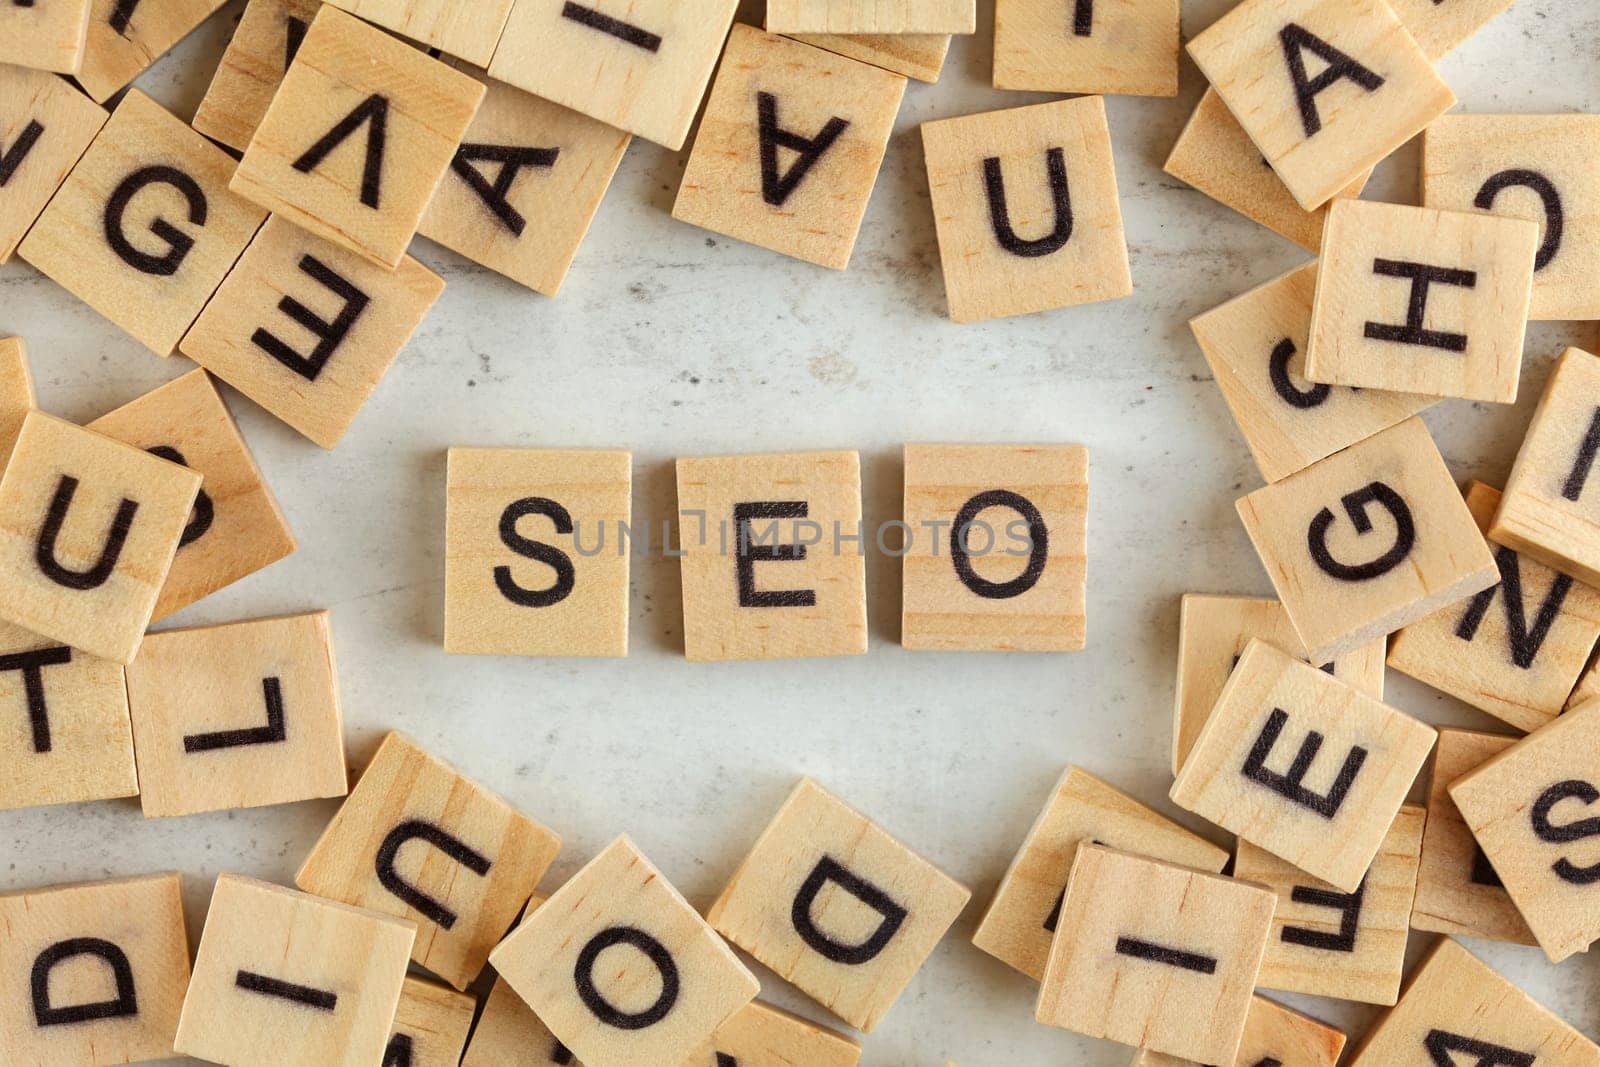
[4,1,1600,1063]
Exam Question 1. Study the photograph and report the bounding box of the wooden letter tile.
[19,90,267,356]
[0,68,106,264]
[75,0,229,102]
[1235,416,1499,663]
[1410,728,1536,945]
[766,0,972,34]
[785,33,950,82]
[174,873,415,1067]
[1186,0,1455,211]
[1171,640,1436,892]
[181,215,445,449]
[708,778,971,1032]
[921,97,1131,322]
[385,976,475,1067]
[1386,0,1514,60]
[124,611,348,817]
[1127,994,1346,1067]
[325,0,516,65]
[0,0,92,74]
[1035,845,1274,1064]
[0,873,190,1067]
[0,411,201,664]
[0,336,37,468]
[297,730,562,989]
[190,0,324,153]
[231,5,485,268]
[444,448,631,657]
[687,1001,862,1067]
[1390,482,1600,733]
[486,0,739,151]
[972,766,1228,981]
[418,66,630,298]
[676,450,867,662]
[993,0,1178,96]
[1347,937,1600,1066]
[1450,697,1600,962]
[1491,347,1600,588]
[1305,199,1539,403]
[461,976,580,1067]
[1571,655,1600,711]
[489,835,759,1067]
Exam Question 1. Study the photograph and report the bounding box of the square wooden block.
[0,336,36,466]
[1411,728,1536,946]
[767,0,972,34]
[1127,995,1346,1067]
[182,215,445,449]
[490,835,759,1067]
[1387,0,1514,59]
[76,0,229,102]
[972,766,1228,981]
[0,0,92,74]
[690,1001,862,1067]
[418,67,629,298]
[676,450,867,662]
[191,0,324,153]
[0,68,106,264]
[921,97,1131,323]
[444,448,631,658]
[993,0,1178,96]
[673,26,904,270]
[1236,416,1499,663]
[1450,697,1600,962]
[1306,199,1538,404]
[900,443,1087,652]
[1172,594,1385,775]
[1390,482,1600,733]
[1172,640,1436,892]
[297,731,562,989]
[487,0,739,151]
[1187,0,1455,211]
[1189,261,1434,484]
[87,369,296,622]
[0,873,190,1067]
[786,33,950,82]
[1572,656,1600,711]
[385,976,475,1067]
[708,778,970,1032]
[1492,347,1600,588]
[461,977,578,1067]
[325,0,516,65]
[19,90,267,356]
[1346,938,1600,1066]
[0,411,200,664]
[231,5,485,268]
[1164,89,1369,254]
[1036,845,1274,1064]
[175,873,416,1067]
[125,611,348,818]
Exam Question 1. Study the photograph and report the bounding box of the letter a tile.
[0,68,106,264]
[0,0,93,74]
[688,1000,862,1067]
[461,975,581,1067]
[191,0,325,153]
[1126,994,1346,1067]
[385,976,476,1067]
[708,778,971,1032]
[993,0,1178,97]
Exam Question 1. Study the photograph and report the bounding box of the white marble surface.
[5,1,1600,1063]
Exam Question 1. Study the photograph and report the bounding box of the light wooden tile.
[708,778,970,1032]
[0,336,37,469]
[1411,728,1536,946]
[181,215,445,449]
[76,0,230,102]
[673,26,904,270]
[191,0,324,153]
[901,443,1087,652]
[676,450,867,662]
[325,0,516,65]
[921,97,1130,323]
[0,873,190,1067]
[993,0,1178,96]
[1492,347,1600,588]
[1035,845,1274,1064]
[1187,0,1455,211]
[1190,261,1434,484]
[490,835,759,1067]
[1305,199,1538,404]
[1172,640,1436,892]
[0,411,201,664]
[1236,416,1499,663]
[231,5,485,268]
[972,766,1229,982]
[1386,0,1514,60]
[787,32,950,82]
[0,68,106,264]
[175,873,416,1067]
[1126,994,1346,1067]
[686,1001,862,1067]
[487,0,739,151]
[460,976,580,1067]
[444,448,631,657]
[1450,697,1600,962]
[1172,595,1386,775]
[418,66,630,298]
[385,976,475,1067]
[19,90,267,356]
[0,0,92,73]
[767,0,972,34]
[297,730,561,989]
[1390,482,1600,733]
[1571,656,1600,711]
[1346,937,1600,1066]
[125,611,347,818]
